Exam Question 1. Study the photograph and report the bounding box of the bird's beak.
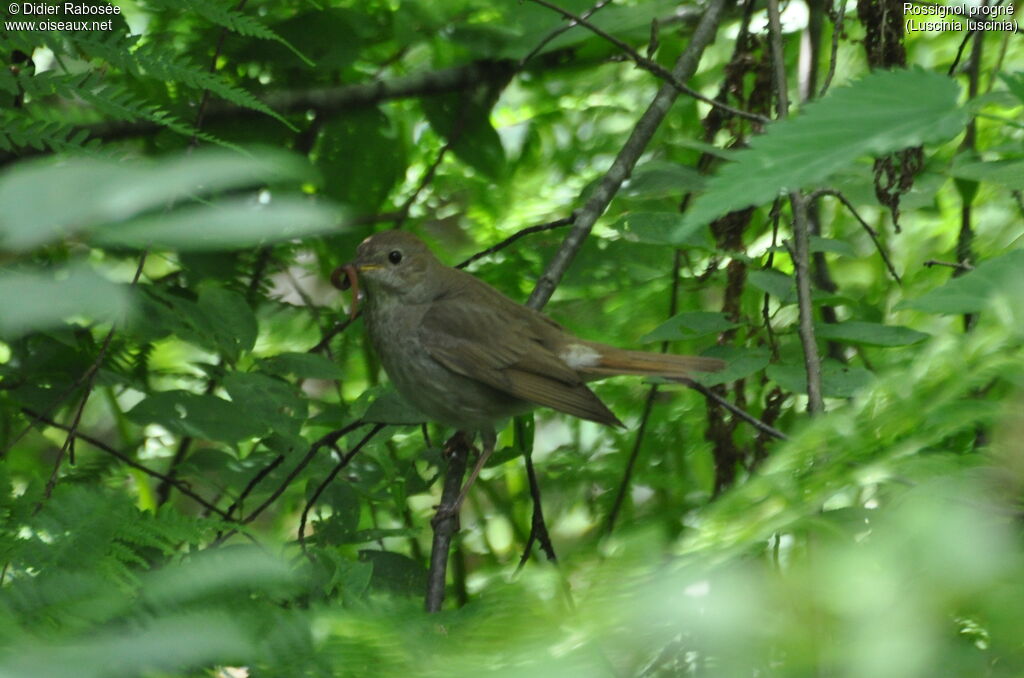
[330,262,381,291]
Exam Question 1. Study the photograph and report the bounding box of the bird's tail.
[582,345,726,380]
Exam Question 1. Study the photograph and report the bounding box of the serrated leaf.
[359,550,427,596]
[127,391,264,443]
[896,250,1024,314]
[260,352,344,379]
[623,162,705,198]
[640,312,740,343]
[683,69,967,228]
[809,236,857,257]
[363,387,428,425]
[949,157,1024,191]
[222,372,305,436]
[767,360,873,398]
[814,321,930,347]
[695,346,771,386]
[422,93,505,178]
[612,211,711,248]
[198,288,258,361]
[748,269,797,303]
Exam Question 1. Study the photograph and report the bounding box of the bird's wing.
[418,283,622,427]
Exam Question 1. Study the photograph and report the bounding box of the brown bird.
[336,230,725,510]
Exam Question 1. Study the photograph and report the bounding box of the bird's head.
[333,230,444,306]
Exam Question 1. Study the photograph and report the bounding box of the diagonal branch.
[527,0,732,310]
[524,0,768,125]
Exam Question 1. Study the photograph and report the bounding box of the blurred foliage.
[1,0,1023,676]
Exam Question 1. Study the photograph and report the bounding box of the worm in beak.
[330,264,360,320]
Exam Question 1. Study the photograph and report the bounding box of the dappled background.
[1,0,1023,676]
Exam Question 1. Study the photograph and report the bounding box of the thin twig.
[211,421,368,546]
[309,315,359,355]
[527,0,732,310]
[39,252,148,503]
[604,385,659,536]
[818,0,845,98]
[516,446,557,570]
[394,141,453,230]
[923,259,973,271]
[456,216,576,269]
[768,0,824,414]
[298,424,386,555]
[525,0,768,125]
[810,188,902,283]
[223,453,285,520]
[520,0,614,66]
[23,408,229,516]
[683,380,789,440]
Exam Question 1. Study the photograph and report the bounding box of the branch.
[525,0,767,125]
[223,453,284,520]
[426,432,471,613]
[22,408,230,516]
[809,188,902,283]
[455,216,575,269]
[298,424,386,555]
[768,0,824,414]
[527,0,732,309]
[38,252,148,503]
[79,61,518,144]
[683,380,789,441]
[520,0,614,66]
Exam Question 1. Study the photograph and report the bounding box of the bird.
[334,230,726,513]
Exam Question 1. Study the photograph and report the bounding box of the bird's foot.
[431,502,460,527]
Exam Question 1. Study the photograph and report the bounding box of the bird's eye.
[388,250,403,265]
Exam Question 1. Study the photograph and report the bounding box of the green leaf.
[809,236,857,257]
[897,250,1024,314]
[623,162,705,199]
[362,386,428,425]
[93,197,345,251]
[422,93,505,178]
[640,312,741,343]
[316,110,407,214]
[814,321,930,347]
[127,390,264,443]
[748,269,797,303]
[359,550,427,596]
[260,352,344,379]
[684,69,967,228]
[767,360,873,398]
[612,211,711,248]
[696,346,771,386]
[999,72,1024,105]
[0,149,314,251]
[949,156,1024,191]
[0,266,132,338]
[222,372,306,436]
[197,288,258,361]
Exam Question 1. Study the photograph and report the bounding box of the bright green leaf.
[684,69,966,228]
[814,321,930,347]
[640,312,741,343]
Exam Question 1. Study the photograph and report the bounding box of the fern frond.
[73,34,296,131]
[146,0,314,67]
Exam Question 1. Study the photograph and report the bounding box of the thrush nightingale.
[335,230,725,510]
